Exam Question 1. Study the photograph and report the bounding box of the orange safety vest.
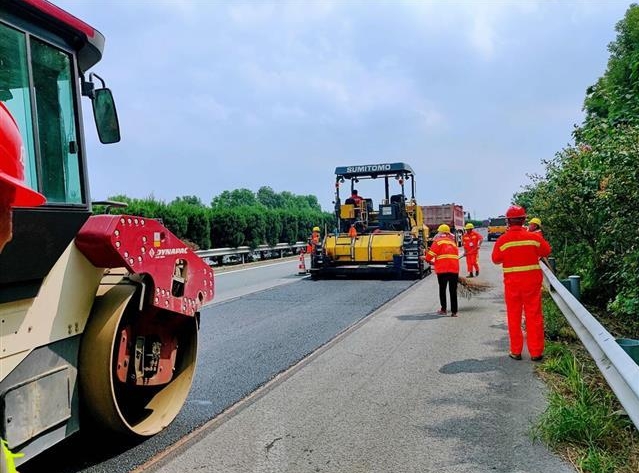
[425,233,459,274]
[528,227,544,238]
[462,230,483,255]
[306,231,321,253]
[350,195,363,205]
[491,226,551,282]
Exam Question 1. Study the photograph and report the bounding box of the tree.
[256,186,284,209]
[582,4,639,134]
[515,4,639,320]
[171,195,205,207]
[211,189,259,208]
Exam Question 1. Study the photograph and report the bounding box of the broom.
[458,276,493,299]
[457,253,493,299]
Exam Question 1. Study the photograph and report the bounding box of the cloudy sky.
[54,0,631,219]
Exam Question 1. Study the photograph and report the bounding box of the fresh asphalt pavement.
[143,244,576,473]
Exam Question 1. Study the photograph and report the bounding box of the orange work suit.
[350,194,363,205]
[491,225,552,358]
[527,226,543,237]
[462,230,483,275]
[426,233,460,313]
[306,230,320,253]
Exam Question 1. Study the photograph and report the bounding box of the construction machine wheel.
[78,284,198,437]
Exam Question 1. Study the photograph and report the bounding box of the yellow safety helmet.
[464,223,474,230]
[529,218,541,226]
[437,224,450,233]
[312,226,320,232]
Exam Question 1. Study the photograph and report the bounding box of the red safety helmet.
[0,102,46,207]
[505,205,526,219]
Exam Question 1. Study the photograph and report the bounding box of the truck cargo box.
[421,203,465,246]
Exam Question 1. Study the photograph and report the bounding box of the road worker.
[491,205,551,361]
[462,222,483,277]
[527,217,550,268]
[349,189,363,205]
[306,226,321,253]
[1,102,46,472]
[527,217,542,235]
[425,224,459,317]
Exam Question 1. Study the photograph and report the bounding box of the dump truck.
[422,203,465,247]
[309,162,428,279]
[0,1,214,467]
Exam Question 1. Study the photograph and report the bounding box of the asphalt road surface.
[142,241,576,473]
[21,262,415,473]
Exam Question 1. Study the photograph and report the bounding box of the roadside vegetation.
[514,4,639,327]
[511,5,639,472]
[93,186,334,250]
[533,294,639,473]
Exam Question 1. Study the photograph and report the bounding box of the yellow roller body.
[324,231,404,264]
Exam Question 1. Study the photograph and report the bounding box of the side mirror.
[92,87,121,144]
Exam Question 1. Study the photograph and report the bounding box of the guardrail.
[541,264,639,429]
[196,242,306,263]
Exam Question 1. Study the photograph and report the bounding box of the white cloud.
[271,103,308,120]
[469,14,498,60]
[228,2,336,27]
[189,95,231,121]
[50,0,632,218]
[417,107,445,129]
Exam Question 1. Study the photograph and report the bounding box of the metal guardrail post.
[569,275,581,301]
[541,264,639,430]
[547,256,556,274]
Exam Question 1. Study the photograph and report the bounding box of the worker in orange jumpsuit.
[462,222,483,277]
[491,205,551,361]
[425,224,460,317]
[527,217,542,235]
[1,102,46,472]
[349,189,363,205]
[306,226,321,253]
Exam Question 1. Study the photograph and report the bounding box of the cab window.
[0,21,83,205]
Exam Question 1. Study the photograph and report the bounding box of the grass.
[532,293,639,472]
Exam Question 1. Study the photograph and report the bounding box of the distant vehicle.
[247,251,261,262]
[422,203,465,247]
[310,162,427,279]
[222,254,242,265]
[487,216,507,241]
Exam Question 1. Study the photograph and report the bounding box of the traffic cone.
[298,252,307,275]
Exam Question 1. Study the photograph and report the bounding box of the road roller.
[0,1,214,467]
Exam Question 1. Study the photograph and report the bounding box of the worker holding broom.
[491,205,551,362]
[462,222,483,277]
[425,224,459,317]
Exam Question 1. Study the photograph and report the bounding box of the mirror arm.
[89,72,106,89]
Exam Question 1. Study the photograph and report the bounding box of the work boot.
[531,355,544,362]
[451,312,458,317]
[509,353,522,360]
[475,270,479,276]
[467,273,473,278]
[437,308,446,315]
